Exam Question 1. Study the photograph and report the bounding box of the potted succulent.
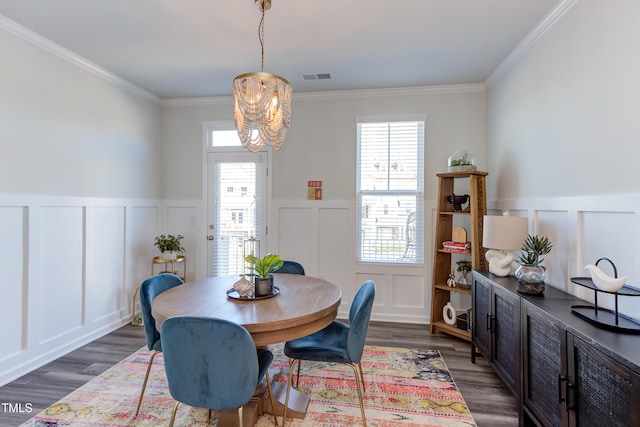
[244,253,284,297]
[516,234,553,293]
[154,234,185,260]
[456,260,472,288]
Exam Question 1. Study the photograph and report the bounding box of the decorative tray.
[226,286,280,301]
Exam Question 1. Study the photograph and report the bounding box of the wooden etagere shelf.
[430,171,488,341]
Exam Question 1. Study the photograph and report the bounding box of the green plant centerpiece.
[154,234,185,260]
[456,260,473,288]
[516,234,553,294]
[244,253,284,297]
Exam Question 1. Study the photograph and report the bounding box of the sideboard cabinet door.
[493,284,520,395]
[567,332,640,427]
[472,272,521,396]
[472,273,492,360]
[522,300,567,427]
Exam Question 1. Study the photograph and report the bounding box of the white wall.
[161,86,488,322]
[486,0,640,199]
[486,0,640,319]
[0,21,172,385]
[0,22,162,198]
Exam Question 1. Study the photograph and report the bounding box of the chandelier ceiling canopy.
[233,0,292,153]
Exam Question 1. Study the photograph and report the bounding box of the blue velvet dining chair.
[275,260,305,275]
[134,273,184,417]
[161,316,278,427]
[282,280,376,426]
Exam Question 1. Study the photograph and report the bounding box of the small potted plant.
[516,234,553,294]
[154,234,185,260]
[456,260,473,289]
[244,253,284,297]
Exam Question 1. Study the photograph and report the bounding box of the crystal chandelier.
[233,0,292,153]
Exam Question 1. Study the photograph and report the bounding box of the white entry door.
[206,151,267,277]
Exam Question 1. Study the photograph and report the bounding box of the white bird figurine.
[584,264,627,292]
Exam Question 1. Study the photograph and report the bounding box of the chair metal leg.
[135,350,159,416]
[358,361,366,393]
[347,363,367,426]
[282,358,297,426]
[238,406,244,427]
[168,400,180,427]
[295,359,302,388]
[131,286,139,324]
[264,370,278,426]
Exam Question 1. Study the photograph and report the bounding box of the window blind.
[356,120,425,264]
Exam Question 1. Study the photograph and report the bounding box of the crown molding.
[161,95,230,107]
[485,0,578,86]
[0,14,160,103]
[161,83,486,107]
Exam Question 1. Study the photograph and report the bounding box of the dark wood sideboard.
[472,270,640,427]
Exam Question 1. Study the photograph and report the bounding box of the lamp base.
[486,249,519,276]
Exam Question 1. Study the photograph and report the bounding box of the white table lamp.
[483,214,528,276]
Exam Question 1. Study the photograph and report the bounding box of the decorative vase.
[162,251,177,261]
[515,264,546,294]
[254,276,274,297]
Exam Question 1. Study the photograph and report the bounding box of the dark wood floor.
[0,321,518,427]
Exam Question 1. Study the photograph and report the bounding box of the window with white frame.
[356,118,425,264]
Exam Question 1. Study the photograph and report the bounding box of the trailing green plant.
[244,253,284,278]
[518,234,552,266]
[154,234,185,253]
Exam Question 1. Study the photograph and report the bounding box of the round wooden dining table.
[152,273,342,347]
[152,273,342,425]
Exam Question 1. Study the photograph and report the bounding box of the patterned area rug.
[20,345,476,427]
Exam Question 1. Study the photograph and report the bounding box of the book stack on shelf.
[442,240,470,254]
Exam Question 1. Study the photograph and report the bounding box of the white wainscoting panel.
[86,206,126,324]
[0,207,25,362]
[129,206,160,297]
[494,194,640,323]
[391,274,426,309]
[0,196,196,387]
[273,200,429,324]
[38,206,84,345]
[317,207,351,288]
[166,204,199,282]
[276,207,313,272]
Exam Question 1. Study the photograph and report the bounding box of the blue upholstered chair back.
[140,273,184,351]
[276,260,306,275]
[346,280,376,362]
[161,316,262,410]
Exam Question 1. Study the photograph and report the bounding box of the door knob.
[206,235,214,240]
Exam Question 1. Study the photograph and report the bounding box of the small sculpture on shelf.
[446,271,456,288]
[584,257,627,293]
[447,194,469,212]
[232,276,254,297]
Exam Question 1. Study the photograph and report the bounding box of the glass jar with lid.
[447,149,476,172]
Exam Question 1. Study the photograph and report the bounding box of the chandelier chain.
[259,3,265,72]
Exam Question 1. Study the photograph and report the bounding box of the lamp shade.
[483,215,528,250]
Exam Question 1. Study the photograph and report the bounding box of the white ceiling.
[0,0,560,99]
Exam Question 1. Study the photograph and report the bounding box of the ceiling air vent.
[301,73,332,81]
